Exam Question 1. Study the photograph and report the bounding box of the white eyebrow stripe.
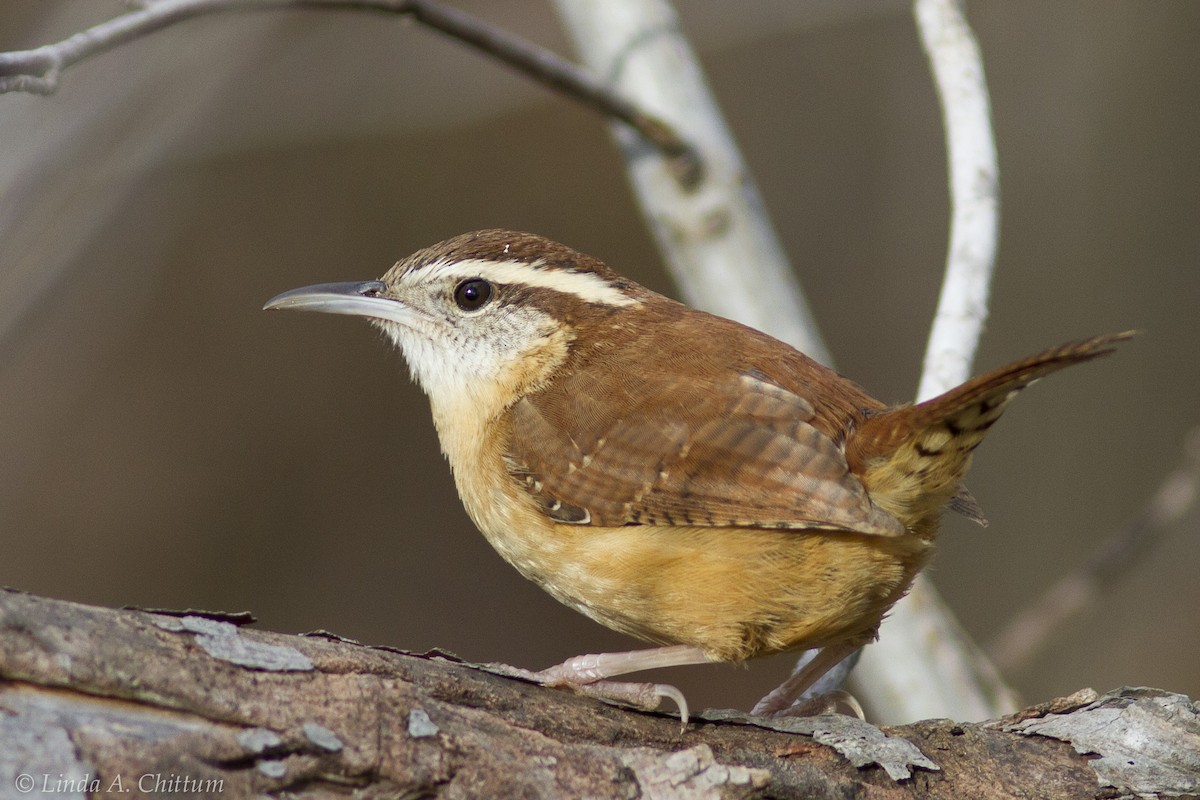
[419,258,641,307]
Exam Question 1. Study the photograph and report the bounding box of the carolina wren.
[265,229,1131,721]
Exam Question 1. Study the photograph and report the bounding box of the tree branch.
[553,0,832,364]
[4,589,1196,798]
[0,0,701,185]
[851,0,1011,724]
[913,0,1000,400]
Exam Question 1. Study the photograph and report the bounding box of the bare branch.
[913,0,1001,399]
[852,0,1010,723]
[0,0,701,184]
[553,0,832,364]
[990,426,1200,672]
[404,0,703,187]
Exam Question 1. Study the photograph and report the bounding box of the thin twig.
[852,0,1009,723]
[989,426,1200,672]
[405,1,702,187]
[0,0,701,186]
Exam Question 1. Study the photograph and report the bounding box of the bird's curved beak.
[263,280,422,327]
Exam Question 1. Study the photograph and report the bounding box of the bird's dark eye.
[453,278,493,311]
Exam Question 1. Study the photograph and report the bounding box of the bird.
[264,229,1132,723]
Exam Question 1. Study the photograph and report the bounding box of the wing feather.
[506,370,904,536]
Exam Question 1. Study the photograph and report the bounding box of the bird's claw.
[754,689,865,720]
[487,662,689,727]
[542,674,689,727]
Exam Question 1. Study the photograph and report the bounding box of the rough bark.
[1,589,1196,799]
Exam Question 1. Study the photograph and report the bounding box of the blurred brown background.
[1,1,1196,717]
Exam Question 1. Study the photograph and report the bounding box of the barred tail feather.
[847,331,1135,531]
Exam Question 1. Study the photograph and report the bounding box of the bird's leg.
[752,641,864,718]
[499,644,710,723]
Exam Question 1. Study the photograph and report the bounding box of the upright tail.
[846,332,1135,533]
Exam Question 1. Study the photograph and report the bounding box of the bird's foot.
[753,689,865,720]
[751,641,865,719]
[541,672,690,724]
[487,648,701,726]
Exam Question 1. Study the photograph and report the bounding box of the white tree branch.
[551,0,832,364]
[914,0,1000,399]
[852,0,1010,723]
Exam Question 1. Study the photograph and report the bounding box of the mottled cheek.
[489,326,573,408]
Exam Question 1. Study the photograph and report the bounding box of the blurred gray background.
[1,1,1196,716]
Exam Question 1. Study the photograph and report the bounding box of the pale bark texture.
[3,589,1197,799]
